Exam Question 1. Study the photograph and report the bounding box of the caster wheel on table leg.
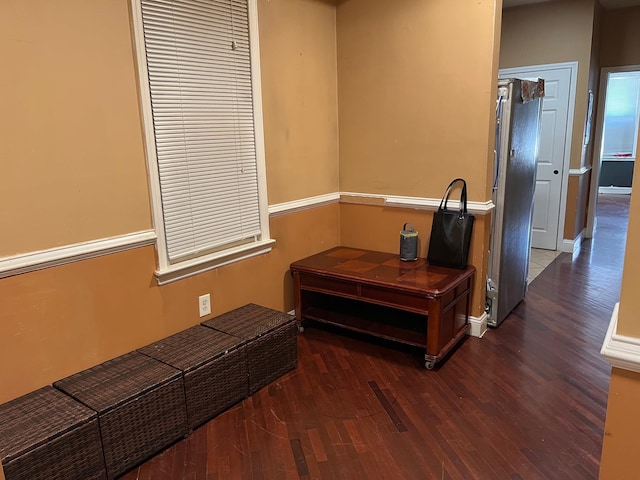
[298,325,305,333]
[425,360,435,370]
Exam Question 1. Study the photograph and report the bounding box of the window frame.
[130,0,273,285]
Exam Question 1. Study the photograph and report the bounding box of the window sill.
[155,239,276,285]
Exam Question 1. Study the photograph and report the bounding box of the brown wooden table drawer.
[300,274,358,296]
[455,278,470,298]
[359,284,428,313]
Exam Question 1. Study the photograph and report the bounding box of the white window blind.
[140,0,262,262]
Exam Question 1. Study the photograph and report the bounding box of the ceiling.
[503,0,640,9]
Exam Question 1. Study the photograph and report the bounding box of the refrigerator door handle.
[494,96,505,191]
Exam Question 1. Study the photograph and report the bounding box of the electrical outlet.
[198,293,211,317]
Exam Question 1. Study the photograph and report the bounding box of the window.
[132,0,272,284]
[602,72,640,158]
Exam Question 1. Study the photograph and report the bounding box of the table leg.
[424,297,444,369]
[426,297,442,354]
[292,271,304,332]
[424,356,437,370]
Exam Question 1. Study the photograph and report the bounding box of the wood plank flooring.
[121,194,629,480]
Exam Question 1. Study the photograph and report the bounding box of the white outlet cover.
[199,293,211,317]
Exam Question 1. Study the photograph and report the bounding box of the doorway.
[499,62,578,251]
[587,66,640,238]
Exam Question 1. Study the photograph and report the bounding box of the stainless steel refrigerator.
[486,78,543,327]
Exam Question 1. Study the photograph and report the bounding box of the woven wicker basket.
[139,325,248,430]
[54,352,187,479]
[202,304,298,394]
[0,386,106,480]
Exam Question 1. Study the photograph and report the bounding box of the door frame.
[586,65,640,238]
[499,61,578,251]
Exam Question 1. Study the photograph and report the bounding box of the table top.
[290,247,475,296]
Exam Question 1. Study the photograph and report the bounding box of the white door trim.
[587,65,640,238]
[499,61,578,251]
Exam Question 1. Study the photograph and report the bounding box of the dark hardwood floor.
[121,194,629,480]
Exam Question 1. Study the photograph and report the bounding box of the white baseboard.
[0,230,157,279]
[469,312,488,338]
[601,303,640,373]
[561,228,585,254]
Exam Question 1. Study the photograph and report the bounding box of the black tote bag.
[427,178,475,269]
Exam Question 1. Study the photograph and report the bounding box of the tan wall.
[340,203,490,317]
[0,205,340,404]
[0,0,340,258]
[564,172,591,240]
[0,0,152,256]
[600,6,640,68]
[0,0,341,404]
[336,0,499,202]
[600,128,640,475]
[593,8,640,470]
[586,1,602,169]
[600,368,640,479]
[594,4,640,462]
[500,0,595,171]
[335,0,501,317]
[616,127,640,337]
[0,0,505,407]
[563,3,601,241]
[258,0,339,204]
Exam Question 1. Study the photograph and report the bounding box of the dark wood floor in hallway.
[121,194,630,480]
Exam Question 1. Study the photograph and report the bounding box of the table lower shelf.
[300,293,427,349]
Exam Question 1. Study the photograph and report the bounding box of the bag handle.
[439,178,468,214]
[402,223,416,232]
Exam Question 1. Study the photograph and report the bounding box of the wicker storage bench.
[138,325,248,430]
[0,386,106,480]
[202,304,298,394]
[53,351,187,479]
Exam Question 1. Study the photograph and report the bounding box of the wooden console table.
[290,247,475,369]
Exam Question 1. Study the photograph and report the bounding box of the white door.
[499,64,576,250]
